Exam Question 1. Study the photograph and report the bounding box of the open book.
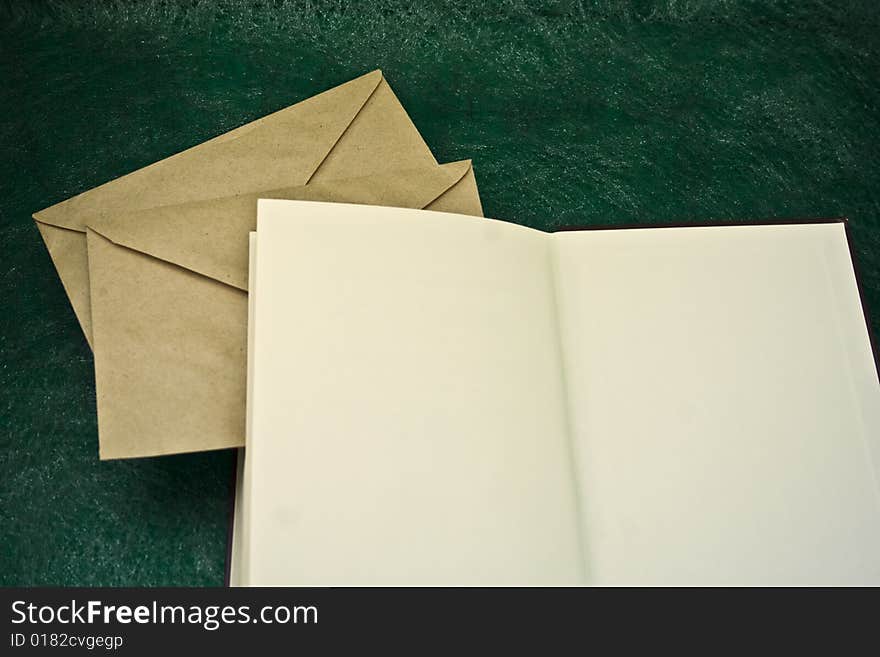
[232,200,880,586]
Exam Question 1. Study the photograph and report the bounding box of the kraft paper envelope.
[33,69,451,346]
[84,162,483,459]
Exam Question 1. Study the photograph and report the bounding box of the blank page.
[246,200,584,585]
[553,223,880,585]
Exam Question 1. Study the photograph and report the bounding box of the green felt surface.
[1,0,879,586]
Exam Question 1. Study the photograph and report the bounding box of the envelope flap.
[33,70,385,232]
[87,161,474,291]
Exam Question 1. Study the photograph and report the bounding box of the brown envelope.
[84,162,483,459]
[33,69,451,346]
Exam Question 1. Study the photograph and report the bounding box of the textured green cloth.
[1,1,878,585]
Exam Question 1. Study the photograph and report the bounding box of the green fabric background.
[1,0,878,586]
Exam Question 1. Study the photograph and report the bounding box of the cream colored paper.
[229,233,259,588]
[241,201,880,585]
[245,201,584,586]
[553,225,880,585]
[85,163,483,459]
[33,70,444,345]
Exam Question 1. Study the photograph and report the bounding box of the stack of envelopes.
[34,70,484,460]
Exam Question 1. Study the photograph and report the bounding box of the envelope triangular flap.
[425,164,483,216]
[310,75,436,182]
[86,228,248,460]
[86,161,475,291]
